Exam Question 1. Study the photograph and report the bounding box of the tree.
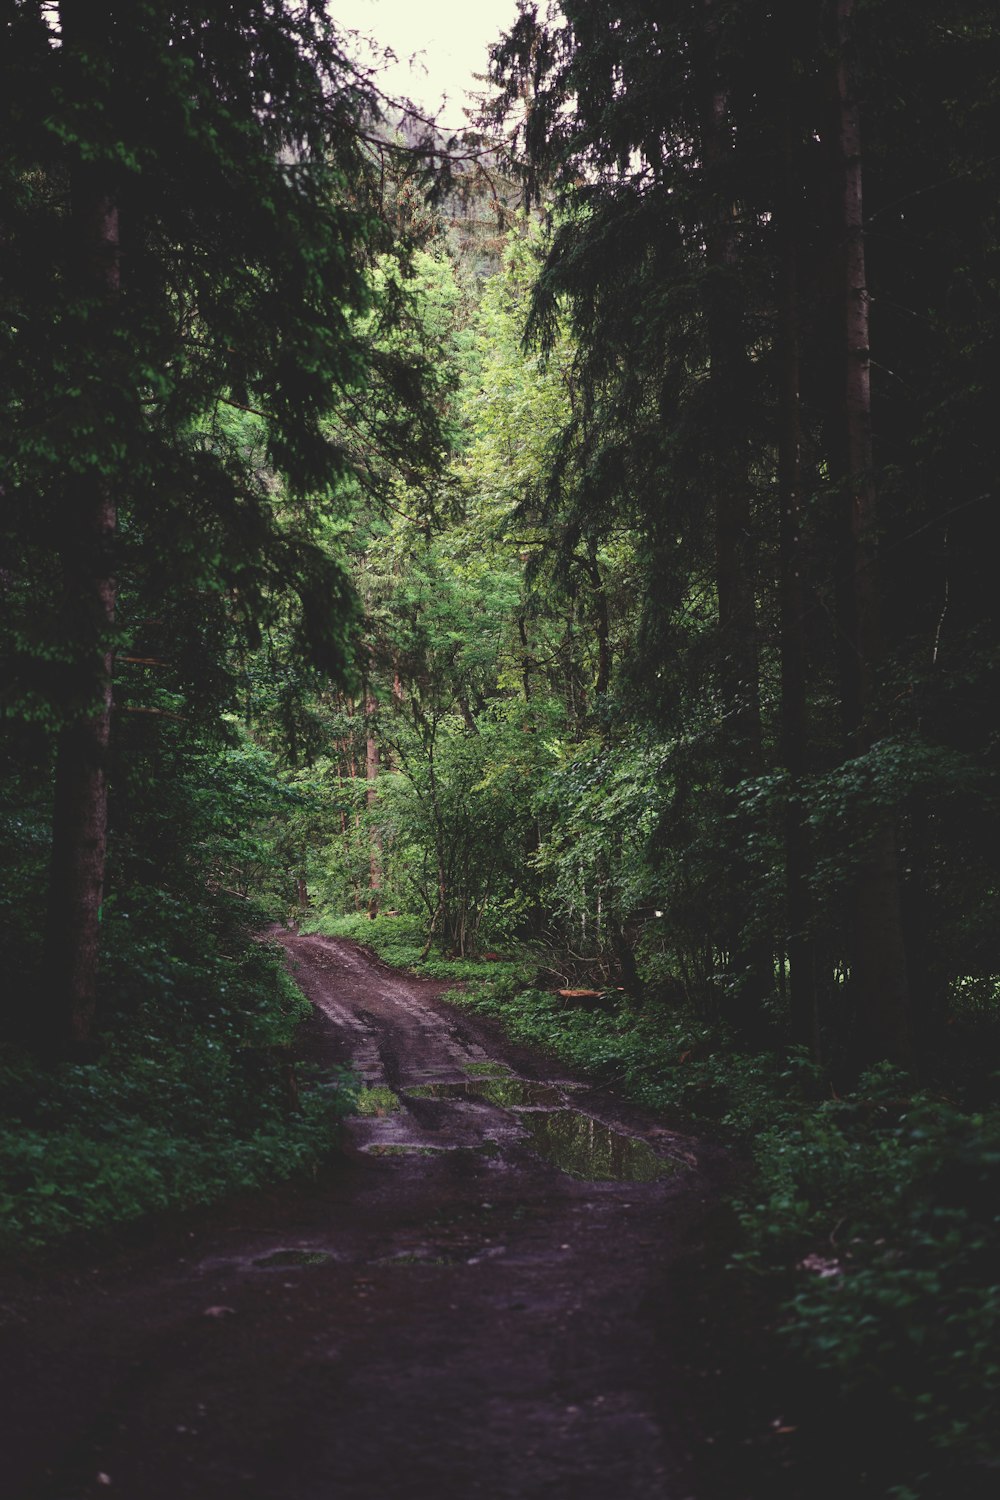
[486,1,783,1019]
[825,0,914,1069]
[0,0,442,1051]
[479,1,1000,1068]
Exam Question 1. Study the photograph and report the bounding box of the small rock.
[203,1305,236,1318]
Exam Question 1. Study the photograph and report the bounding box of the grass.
[353,1086,401,1117]
[300,911,530,988]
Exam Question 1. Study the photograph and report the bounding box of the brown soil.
[0,934,746,1500]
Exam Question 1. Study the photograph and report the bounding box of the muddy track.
[0,934,735,1500]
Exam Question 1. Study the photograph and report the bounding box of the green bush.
[735,1067,1000,1484]
[452,981,788,1132]
[0,939,358,1256]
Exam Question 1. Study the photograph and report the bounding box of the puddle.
[371,1248,460,1267]
[253,1249,336,1268]
[405,1079,567,1109]
[363,1140,502,1158]
[364,1144,447,1157]
[519,1110,678,1182]
[461,1062,512,1078]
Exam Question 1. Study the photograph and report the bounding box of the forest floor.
[0,935,793,1500]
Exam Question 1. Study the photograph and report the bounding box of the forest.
[2,2,999,1496]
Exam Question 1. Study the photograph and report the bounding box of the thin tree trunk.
[585,540,611,699]
[516,614,533,702]
[833,0,915,1073]
[778,81,819,1060]
[416,707,448,956]
[365,685,381,918]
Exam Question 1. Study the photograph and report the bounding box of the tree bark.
[365,684,381,918]
[777,68,819,1061]
[698,5,762,769]
[585,540,611,699]
[516,614,533,702]
[697,2,768,1015]
[832,0,915,1074]
[42,1,120,1054]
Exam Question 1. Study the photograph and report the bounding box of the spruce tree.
[0,0,440,1050]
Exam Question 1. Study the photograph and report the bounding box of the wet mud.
[0,932,733,1500]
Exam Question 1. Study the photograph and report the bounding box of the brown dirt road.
[0,934,741,1500]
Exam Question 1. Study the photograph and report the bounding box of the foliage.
[735,1069,1000,1487]
[532,733,666,983]
[1,0,403,725]
[0,940,357,1255]
[0,699,354,1252]
[445,975,786,1135]
[302,911,528,987]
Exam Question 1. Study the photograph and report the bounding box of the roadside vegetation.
[316,913,1000,1496]
[3,3,1000,1494]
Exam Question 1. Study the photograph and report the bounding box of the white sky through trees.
[333,0,522,120]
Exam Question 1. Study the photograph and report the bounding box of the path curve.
[1,933,729,1500]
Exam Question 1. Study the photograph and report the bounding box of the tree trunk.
[42,1,120,1054]
[698,7,762,769]
[777,73,819,1060]
[516,614,533,702]
[697,3,768,1015]
[585,540,611,699]
[365,685,381,918]
[832,0,915,1073]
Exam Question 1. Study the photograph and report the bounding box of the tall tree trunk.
[365,683,381,918]
[585,540,611,699]
[516,614,533,702]
[832,0,915,1073]
[697,2,768,1014]
[698,6,762,769]
[42,1,119,1054]
[777,67,819,1060]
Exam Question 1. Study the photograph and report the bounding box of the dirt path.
[1,934,735,1500]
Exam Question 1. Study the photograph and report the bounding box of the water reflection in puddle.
[519,1110,676,1182]
[402,1076,678,1182]
[405,1079,568,1108]
[365,1144,447,1157]
[362,1140,503,1159]
[253,1249,336,1268]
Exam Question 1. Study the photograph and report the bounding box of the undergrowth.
[301,911,527,987]
[0,936,357,1257]
[734,1066,1000,1495]
[312,910,1000,1495]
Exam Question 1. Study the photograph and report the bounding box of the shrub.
[0,939,358,1256]
[735,1068,1000,1484]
